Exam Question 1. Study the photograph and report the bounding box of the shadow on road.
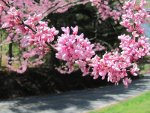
[1,76,150,113]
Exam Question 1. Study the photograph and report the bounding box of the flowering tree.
[0,0,150,87]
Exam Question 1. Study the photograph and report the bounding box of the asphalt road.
[0,74,150,113]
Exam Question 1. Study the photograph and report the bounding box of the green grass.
[89,91,150,113]
[140,63,150,74]
[139,57,150,74]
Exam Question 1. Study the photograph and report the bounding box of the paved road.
[0,74,150,113]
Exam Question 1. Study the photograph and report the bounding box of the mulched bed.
[0,68,139,100]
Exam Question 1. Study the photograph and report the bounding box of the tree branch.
[43,0,89,16]
[1,0,10,7]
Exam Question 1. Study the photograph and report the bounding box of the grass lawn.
[89,91,150,113]
[140,63,150,74]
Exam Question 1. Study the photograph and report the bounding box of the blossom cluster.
[56,26,95,75]
[1,7,23,31]
[120,0,149,35]
[90,52,139,87]
[90,0,122,21]
[89,0,150,86]
[0,2,59,73]
[119,34,150,61]
[118,0,150,62]
[21,20,58,55]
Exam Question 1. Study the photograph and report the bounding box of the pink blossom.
[123,78,132,87]
[120,0,150,35]
[90,51,138,85]
[56,26,95,75]
[90,0,122,21]
[118,34,150,61]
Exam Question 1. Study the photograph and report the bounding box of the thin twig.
[1,0,10,7]
[44,0,88,15]
[23,24,36,34]
[42,2,59,16]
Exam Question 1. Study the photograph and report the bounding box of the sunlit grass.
[89,91,150,113]
[140,63,150,74]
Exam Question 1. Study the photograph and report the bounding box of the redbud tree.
[0,0,150,87]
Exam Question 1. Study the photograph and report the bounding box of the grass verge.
[89,91,150,113]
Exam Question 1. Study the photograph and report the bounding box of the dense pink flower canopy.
[0,0,150,87]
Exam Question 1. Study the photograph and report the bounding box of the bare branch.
[1,0,10,7]
[43,0,89,17]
